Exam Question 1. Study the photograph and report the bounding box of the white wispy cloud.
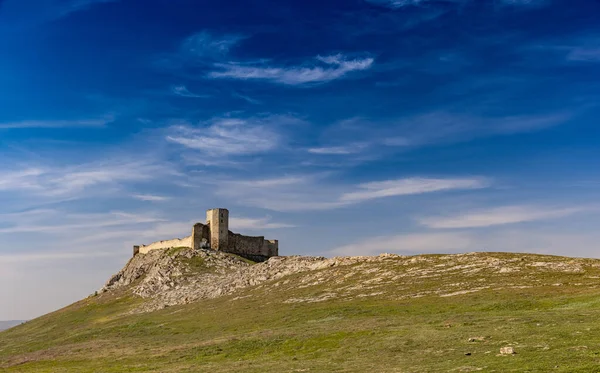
[0,210,166,234]
[57,0,118,17]
[53,166,150,193]
[365,0,542,8]
[0,169,45,191]
[365,0,465,9]
[208,54,374,85]
[307,144,368,155]
[340,177,489,203]
[209,175,338,212]
[330,226,600,258]
[501,0,546,6]
[167,119,277,155]
[170,85,209,98]
[132,194,170,202]
[366,0,427,8]
[0,250,114,264]
[529,37,600,63]
[0,160,172,198]
[168,32,373,86]
[234,176,307,188]
[567,48,600,62]
[381,137,411,146]
[214,175,489,212]
[0,0,119,27]
[232,92,262,105]
[211,174,351,212]
[70,221,196,246]
[155,31,245,70]
[395,112,570,146]
[0,115,113,129]
[330,232,474,256]
[230,216,295,230]
[418,205,591,229]
[316,112,570,160]
[166,115,300,157]
[182,31,245,58]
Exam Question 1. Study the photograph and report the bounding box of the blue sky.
[1,0,600,319]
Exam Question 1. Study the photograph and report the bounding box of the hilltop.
[2,249,600,372]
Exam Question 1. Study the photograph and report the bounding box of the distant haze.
[0,320,25,331]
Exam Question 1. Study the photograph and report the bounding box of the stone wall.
[138,236,192,254]
[206,208,229,250]
[133,209,279,260]
[136,230,278,258]
[192,223,211,250]
[226,231,279,260]
[263,239,279,257]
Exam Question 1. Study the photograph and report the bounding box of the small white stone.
[500,346,516,355]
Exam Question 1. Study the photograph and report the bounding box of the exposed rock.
[529,261,584,273]
[100,248,346,313]
[99,249,600,314]
[500,347,516,355]
[468,337,486,342]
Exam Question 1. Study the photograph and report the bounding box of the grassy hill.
[2,250,600,372]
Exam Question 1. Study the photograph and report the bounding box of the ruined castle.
[133,208,279,262]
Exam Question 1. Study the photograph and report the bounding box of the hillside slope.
[2,249,600,372]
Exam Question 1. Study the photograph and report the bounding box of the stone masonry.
[206,208,229,251]
[134,208,279,262]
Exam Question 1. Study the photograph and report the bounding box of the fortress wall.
[263,240,279,257]
[227,232,279,258]
[132,210,279,259]
[192,223,211,250]
[227,232,266,256]
[138,235,192,254]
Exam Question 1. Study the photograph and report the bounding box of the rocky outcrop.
[100,249,600,314]
[100,248,338,313]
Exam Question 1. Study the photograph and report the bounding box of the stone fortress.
[133,208,279,262]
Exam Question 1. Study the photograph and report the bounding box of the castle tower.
[206,208,229,251]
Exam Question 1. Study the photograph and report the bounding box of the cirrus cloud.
[0,115,114,129]
[213,175,490,212]
[166,116,296,157]
[181,31,245,58]
[340,177,489,203]
[208,54,374,85]
[418,205,592,229]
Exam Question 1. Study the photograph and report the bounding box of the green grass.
[181,255,210,274]
[2,252,600,372]
[165,247,189,256]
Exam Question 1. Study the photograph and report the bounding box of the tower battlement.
[206,208,229,251]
